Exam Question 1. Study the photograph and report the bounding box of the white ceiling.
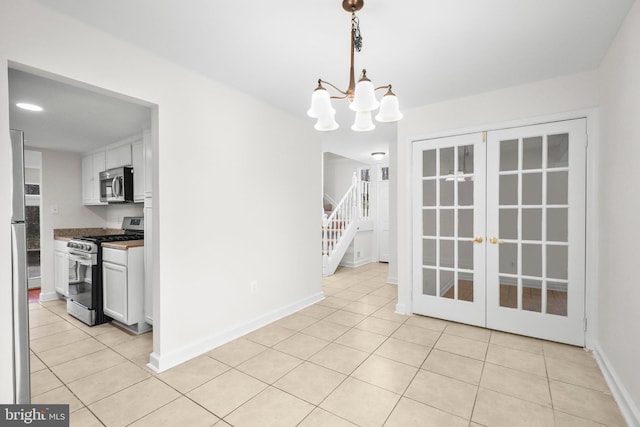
[9,68,151,152]
[10,0,635,160]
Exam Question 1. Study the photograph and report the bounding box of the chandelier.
[307,0,403,131]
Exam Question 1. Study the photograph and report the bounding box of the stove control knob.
[69,242,76,249]
[84,244,92,251]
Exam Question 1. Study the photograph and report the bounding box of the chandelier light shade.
[352,111,375,132]
[376,88,403,122]
[309,0,402,131]
[350,71,380,112]
[315,114,340,131]
[307,85,334,118]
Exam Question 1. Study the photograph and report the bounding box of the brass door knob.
[489,237,505,244]
[470,236,483,243]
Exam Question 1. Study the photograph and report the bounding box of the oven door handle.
[68,251,93,264]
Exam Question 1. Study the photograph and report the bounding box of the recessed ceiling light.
[16,102,43,112]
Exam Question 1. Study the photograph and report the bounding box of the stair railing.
[322,172,370,260]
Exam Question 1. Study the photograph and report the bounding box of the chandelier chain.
[351,12,362,52]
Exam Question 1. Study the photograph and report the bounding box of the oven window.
[69,263,93,309]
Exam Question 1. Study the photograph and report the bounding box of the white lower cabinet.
[102,260,128,323]
[102,246,150,333]
[54,240,70,296]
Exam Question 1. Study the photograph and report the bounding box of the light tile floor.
[29,263,626,426]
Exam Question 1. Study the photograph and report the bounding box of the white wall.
[597,0,640,420]
[105,204,144,229]
[396,70,599,315]
[323,154,368,204]
[341,230,375,267]
[0,0,322,398]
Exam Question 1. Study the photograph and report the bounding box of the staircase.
[322,173,370,276]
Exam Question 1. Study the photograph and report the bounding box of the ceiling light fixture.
[307,0,403,132]
[16,102,43,112]
[371,152,386,161]
[445,146,470,181]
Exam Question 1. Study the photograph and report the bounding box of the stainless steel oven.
[67,248,99,325]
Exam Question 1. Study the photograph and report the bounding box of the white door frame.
[377,163,390,263]
[400,108,599,348]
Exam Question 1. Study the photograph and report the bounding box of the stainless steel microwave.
[100,166,134,203]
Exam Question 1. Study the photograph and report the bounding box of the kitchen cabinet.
[81,152,107,205]
[105,144,132,169]
[54,240,70,296]
[131,141,144,203]
[102,246,149,332]
[143,129,152,198]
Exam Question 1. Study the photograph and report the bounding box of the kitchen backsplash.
[105,203,144,228]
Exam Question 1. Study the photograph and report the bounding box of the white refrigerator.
[11,129,30,403]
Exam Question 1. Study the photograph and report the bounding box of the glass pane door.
[486,119,586,346]
[412,133,486,327]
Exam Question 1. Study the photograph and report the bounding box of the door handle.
[489,237,505,244]
[469,236,483,243]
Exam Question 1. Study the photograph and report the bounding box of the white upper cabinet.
[131,140,144,203]
[106,144,132,169]
[82,151,106,205]
[143,129,152,198]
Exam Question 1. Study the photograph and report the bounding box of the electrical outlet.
[357,251,361,258]
[250,281,258,293]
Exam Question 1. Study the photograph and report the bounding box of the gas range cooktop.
[68,233,143,253]
[79,234,142,243]
[67,216,144,253]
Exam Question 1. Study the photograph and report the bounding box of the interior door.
[412,133,486,326]
[486,119,586,345]
[412,119,587,346]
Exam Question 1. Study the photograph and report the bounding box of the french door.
[413,119,587,345]
[412,133,487,327]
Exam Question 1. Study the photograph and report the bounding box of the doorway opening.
[8,63,159,401]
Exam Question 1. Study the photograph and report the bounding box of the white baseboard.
[395,303,408,315]
[593,343,640,427]
[339,257,373,268]
[387,275,398,285]
[147,291,325,373]
[39,291,60,302]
